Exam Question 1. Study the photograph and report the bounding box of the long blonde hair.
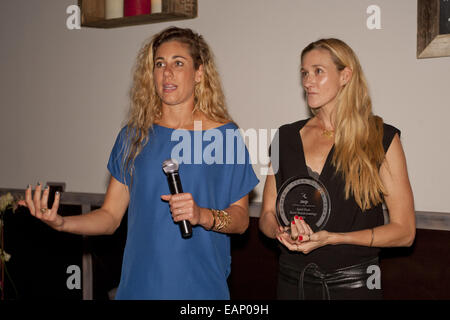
[301,39,385,210]
[123,27,232,183]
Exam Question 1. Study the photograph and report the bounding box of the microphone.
[162,159,192,238]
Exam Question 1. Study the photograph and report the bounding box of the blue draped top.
[107,122,259,299]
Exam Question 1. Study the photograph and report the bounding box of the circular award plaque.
[276,176,331,232]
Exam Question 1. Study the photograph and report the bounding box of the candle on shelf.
[151,0,162,14]
[124,0,151,17]
[105,0,124,19]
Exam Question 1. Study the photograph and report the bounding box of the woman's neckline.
[297,118,335,179]
[153,121,234,132]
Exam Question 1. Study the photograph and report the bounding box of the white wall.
[1,0,449,213]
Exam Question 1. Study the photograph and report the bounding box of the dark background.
[3,212,450,300]
[440,0,450,34]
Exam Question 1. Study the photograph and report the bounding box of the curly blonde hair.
[301,39,385,210]
[123,27,232,183]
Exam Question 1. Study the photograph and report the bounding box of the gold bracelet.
[210,209,231,231]
[369,228,375,247]
[208,209,217,231]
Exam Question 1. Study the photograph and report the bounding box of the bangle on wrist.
[369,228,375,247]
[208,209,216,231]
[208,209,231,231]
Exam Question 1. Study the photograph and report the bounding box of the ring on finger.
[40,208,48,214]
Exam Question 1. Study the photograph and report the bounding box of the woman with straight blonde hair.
[259,38,415,299]
[20,27,258,299]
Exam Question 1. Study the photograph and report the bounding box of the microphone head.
[162,159,179,174]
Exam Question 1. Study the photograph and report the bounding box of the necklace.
[316,116,335,138]
[322,128,335,138]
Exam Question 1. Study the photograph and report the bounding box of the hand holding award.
[276,176,331,233]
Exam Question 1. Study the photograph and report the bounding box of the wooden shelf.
[417,0,450,58]
[79,0,197,29]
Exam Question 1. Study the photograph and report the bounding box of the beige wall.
[1,0,449,213]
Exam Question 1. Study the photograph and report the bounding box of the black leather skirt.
[277,257,382,300]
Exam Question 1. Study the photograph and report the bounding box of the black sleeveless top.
[270,119,400,272]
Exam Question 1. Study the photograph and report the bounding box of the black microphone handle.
[179,220,192,239]
[167,172,192,238]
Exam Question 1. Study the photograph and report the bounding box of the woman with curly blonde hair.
[124,27,233,180]
[260,38,415,300]
[21,27,258,299]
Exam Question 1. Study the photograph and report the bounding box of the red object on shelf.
[124,0,151,17]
